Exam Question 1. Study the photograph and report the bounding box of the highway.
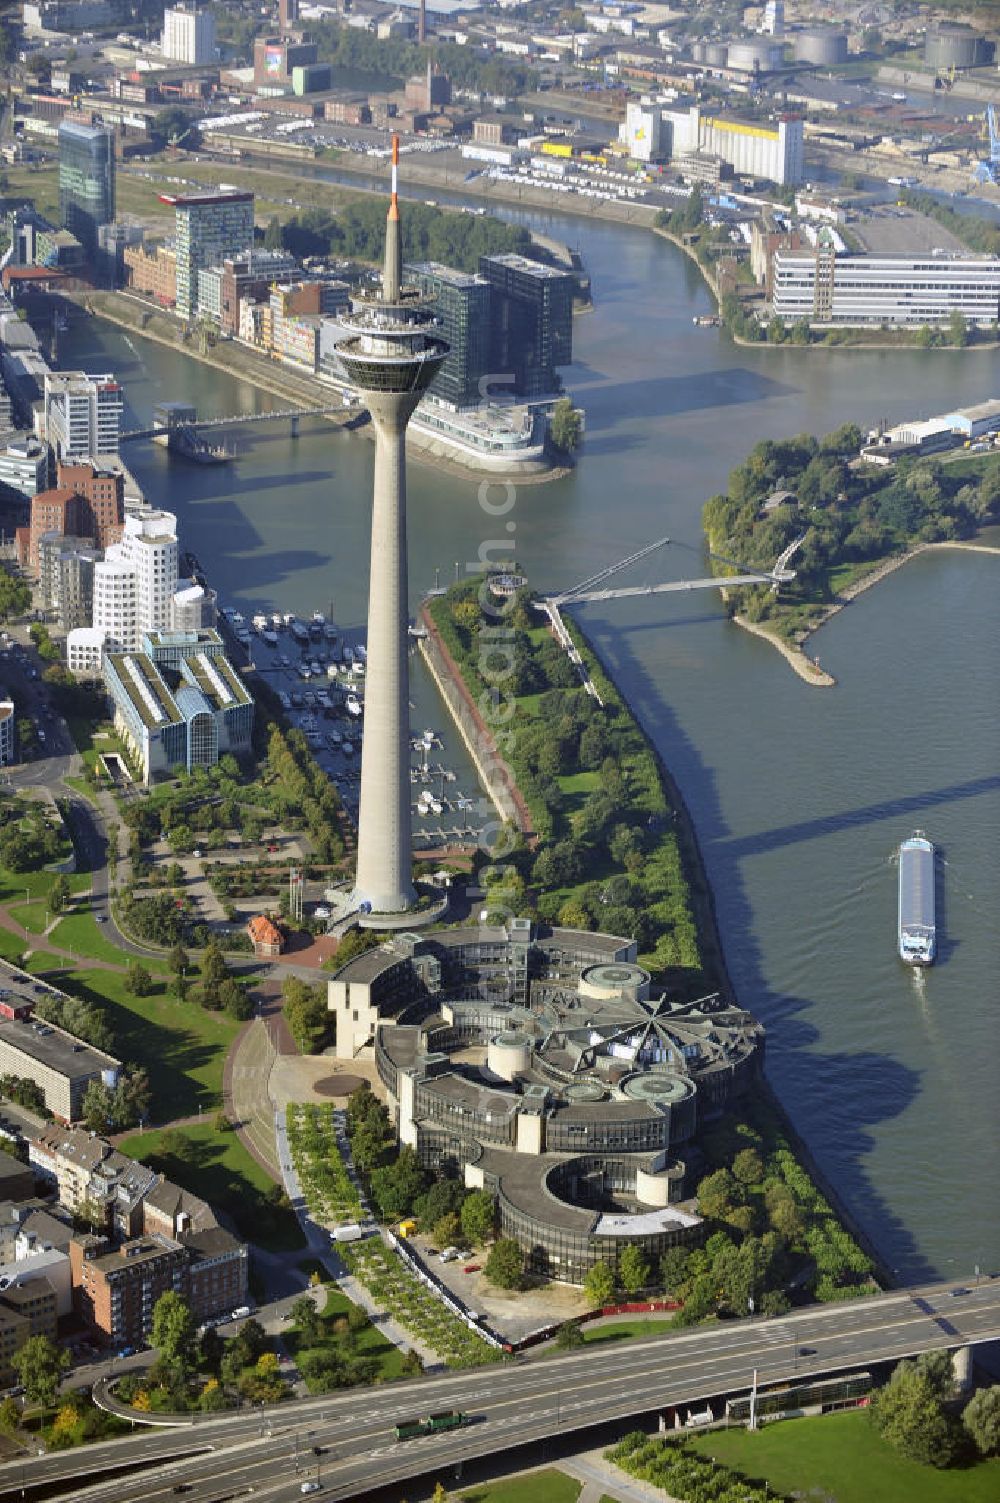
[8,1280,999,1503]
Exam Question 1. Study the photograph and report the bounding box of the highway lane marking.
[17,1292,1000,1496]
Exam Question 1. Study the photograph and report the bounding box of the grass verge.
[459,1472,581,1503]
[687,1412,1000,1503]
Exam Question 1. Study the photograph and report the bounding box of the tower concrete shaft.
[353,391,418,912]
[336,137,447,914]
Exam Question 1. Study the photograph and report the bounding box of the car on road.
[95,914,107,923]
[798,1346,816,1356]
[948,1287,970,1297]
[300,1484,322,1495]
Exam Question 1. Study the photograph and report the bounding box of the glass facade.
[407,263,491,408]
[479,254,574,400]
[58,120,115,256]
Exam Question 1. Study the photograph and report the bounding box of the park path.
[0,906,130,972]
[562,1450,684,1503]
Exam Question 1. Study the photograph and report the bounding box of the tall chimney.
[418,0,426,45]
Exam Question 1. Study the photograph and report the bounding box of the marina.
[218,605,487,849]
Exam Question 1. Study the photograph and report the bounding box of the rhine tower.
[337,138,448,915]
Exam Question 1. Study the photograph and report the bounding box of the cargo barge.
[898,831,936,966]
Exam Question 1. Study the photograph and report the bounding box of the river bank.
[72,290,567,484]
[420,581,884,1288]
[734,537,999,685]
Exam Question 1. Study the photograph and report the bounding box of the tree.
[81,1078,115,1133]
[550,397,582,454]
[292,1295,321,1346]
[151,1291,196,1373]
[369,1147,429,1220]
[127,960,154,997]
[947,309,969,348]
[0,1395,20,1432]
[400,1348,424,1376]
[732,1147,764,1187]
[964,1385,1000,1456]
[264,215,283,251]
[13,1335,69,1410]
[484,1237,523,1290]
[168,944,189,976]
[433,1211,462,1250]
[48,875,70,915]
[618,1245,650,1296]
[870,1359,959,1467]
[697,1168,738,1221]
[213,1110,232,1133]
[554,1320,585,1350]
[432,1483,448,1503]
[659,1247,690,1295]
[159,1127,194,1164]
[583,1260,615,1310]
[460,1190,496,1247]
[201,939,228,987]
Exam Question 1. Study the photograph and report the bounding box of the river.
[61,208,1000,1284]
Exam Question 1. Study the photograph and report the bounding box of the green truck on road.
[394,1410,467,1441]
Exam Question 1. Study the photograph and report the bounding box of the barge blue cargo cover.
[898,831,936,966]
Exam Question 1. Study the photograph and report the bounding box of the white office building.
[161,3,216,66]
[771,247,1000,326]
[92,509,179,654]
[44,371,123,462]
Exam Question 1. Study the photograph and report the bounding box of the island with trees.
[702,426,1000,678]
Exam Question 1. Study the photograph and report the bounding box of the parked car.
[463,1263,481,1274]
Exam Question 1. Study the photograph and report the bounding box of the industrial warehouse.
[328,921,764,1282]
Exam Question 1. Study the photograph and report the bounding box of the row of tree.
[265,197,530,276]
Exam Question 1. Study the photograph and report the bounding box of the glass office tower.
[59,119,116,257]
[406,262,491,408]
[478,253,574,400]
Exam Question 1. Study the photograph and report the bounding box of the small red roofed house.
[247,915,284,958]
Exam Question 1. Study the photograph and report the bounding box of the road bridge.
[10,1279,999,1503]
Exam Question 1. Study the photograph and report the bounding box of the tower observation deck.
[336,138,448,915]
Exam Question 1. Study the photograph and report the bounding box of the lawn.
[61,968,237,1119]
[21,951,67,975]
[287,1283,408,1386]
[119,1122,305,1254]
[459,1472,581,1503]
[0,929,25,963]
[10,900,53,936]
[687,1412,1000,1503]
[0,866,88,903]
[582,1317,674,1345]
[50,911,166,969]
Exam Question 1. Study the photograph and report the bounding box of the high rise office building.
[336,141,448,915]
[478,254,574,400]
[58,119,115,257]
[159,191,254,321]
[406,262,491,408]
[161,3,216,65]
[44,372,123,462]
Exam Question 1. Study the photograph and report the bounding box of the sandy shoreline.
[734,538,998,686]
